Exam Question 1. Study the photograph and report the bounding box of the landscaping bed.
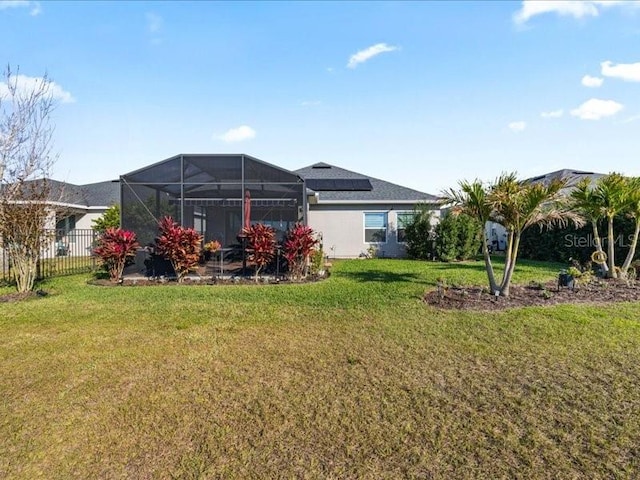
[424,278,640,310]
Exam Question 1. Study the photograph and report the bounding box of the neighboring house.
[1,179,119,277]
[118,154,441,258]
[295,162,441,258]
[485,169,606,251]
[44,179,120,256]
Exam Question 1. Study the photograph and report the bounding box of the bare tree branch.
[0,65,60,292]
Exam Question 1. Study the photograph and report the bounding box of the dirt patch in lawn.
[0,290,48,303]
[424,278,640,311]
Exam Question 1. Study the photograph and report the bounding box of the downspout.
[241,155,245,229]
[302,178,308,225]
[119,176,124,227]
[180,154,185,225]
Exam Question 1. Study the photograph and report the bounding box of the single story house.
[45,179,120,256]
[296,162,440,258]
[119,154,440,258]
[0,179,118,277]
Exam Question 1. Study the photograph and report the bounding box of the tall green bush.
[433,212,481,262]
[92,205,120,234]
[519,215,636,264]
[404,209,434,260]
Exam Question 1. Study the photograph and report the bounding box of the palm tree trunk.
[621,220,640,275]
[501,230,513,285]
[500,231,521,297]
[481,234,498,294]
[607,216,617,278]
[591,222,608,274]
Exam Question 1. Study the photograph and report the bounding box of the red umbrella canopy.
[243,189,251,231]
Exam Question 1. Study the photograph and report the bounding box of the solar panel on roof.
[350,179,373,191]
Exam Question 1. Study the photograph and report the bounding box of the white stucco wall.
[485,221,507,251]
[307,203,440,258]
[50,209,106,257]
[75,211,104,230]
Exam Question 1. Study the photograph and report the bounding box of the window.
[55,214,76,243]
[396,212,416,243]
[364,212,387,243]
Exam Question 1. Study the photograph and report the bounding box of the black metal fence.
[1,229,99,284]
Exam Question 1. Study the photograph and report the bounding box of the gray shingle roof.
[527,169,606,196]
[295,163,439,203]
[40,179,120,207]
[80,180,120,206]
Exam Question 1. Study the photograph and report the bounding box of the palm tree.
[594,173,628,278]
[445,173,583,297]
[442,180,498,294]
[489,173,583,296]
[570,178,608,275]
[620,177,640,275]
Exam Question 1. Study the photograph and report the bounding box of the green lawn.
[1,258,639,479]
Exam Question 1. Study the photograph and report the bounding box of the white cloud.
[218,125,256,143]
[514,1,598,24]
[508,121,527,132]
[541,109,564,118]
[0,74,74,103]
[300,100,321,107]
[570,98,623,120]
[601,60,640,82]
[347,43,398,69]
[513,1,639,25]
[0,0,41,15]
[582,75,603,87]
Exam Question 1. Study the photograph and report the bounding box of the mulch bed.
[88,274,328,287]
[424,279,640,311]
[0,290,48,303]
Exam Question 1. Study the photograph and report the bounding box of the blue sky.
[1,0,639,194]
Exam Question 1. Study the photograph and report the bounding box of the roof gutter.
[7,200,109,211]
[314,199,441,205]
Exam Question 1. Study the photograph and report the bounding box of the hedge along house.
[296,163,441,258]
[120,154,306,248]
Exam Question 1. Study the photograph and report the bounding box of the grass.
[1,258,639,479]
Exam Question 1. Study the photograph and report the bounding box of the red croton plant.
[242,223,276,281]
[155,216,203,283]
[94,228,140,282]
[283,223,318,281]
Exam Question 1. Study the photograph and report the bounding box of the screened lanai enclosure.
[120,154,306,249]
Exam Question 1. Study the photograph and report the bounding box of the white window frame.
[363,212,388,244]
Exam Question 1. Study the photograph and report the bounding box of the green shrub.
[92,205,120,234]
[433,212,481,262]
[404,208,435,260]
[519,215,637,264]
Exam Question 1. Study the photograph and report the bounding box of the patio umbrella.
[244,189,251,231]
